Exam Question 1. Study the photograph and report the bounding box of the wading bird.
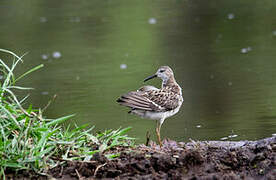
[117,66,183,146]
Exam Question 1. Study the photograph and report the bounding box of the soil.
[6,136,276,180]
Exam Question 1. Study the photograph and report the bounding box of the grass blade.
[14,64,44,83]
[45,114,75,127]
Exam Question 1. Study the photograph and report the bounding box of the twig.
[146,131,151,146]
[42,94,57,112]
[59,166,63,177]
[75,169,82,180]
[94,163,107,177]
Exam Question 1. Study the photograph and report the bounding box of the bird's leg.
[155,121,163,147]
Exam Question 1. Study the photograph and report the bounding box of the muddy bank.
[9,137,276,179]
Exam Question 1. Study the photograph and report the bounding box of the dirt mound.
[48,137,276,179]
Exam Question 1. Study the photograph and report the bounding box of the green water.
[1,0,276,143]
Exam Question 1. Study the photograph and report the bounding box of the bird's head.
[144,66,174,83]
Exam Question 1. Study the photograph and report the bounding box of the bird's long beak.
[144,74,157,82]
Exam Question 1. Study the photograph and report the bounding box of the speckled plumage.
[117,66,183,146]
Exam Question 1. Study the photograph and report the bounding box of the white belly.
[145,101,182,120]
[131,98,183,122]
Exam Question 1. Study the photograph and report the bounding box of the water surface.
[1,0,276,143]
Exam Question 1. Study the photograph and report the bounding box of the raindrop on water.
[228,82,233,86]
[196,125,201,128]
[273,30,276,36]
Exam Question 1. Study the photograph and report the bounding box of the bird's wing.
[137,85,159,92]
[117,88,181,112]
[117,91,166,112]
[145,89,180,111]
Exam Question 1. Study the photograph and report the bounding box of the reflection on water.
[0,0,276,143]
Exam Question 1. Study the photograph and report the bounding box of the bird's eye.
[160,70,165,73]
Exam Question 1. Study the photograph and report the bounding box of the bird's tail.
[116,92,152,111]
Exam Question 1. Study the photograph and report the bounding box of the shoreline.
[7,136,276,179]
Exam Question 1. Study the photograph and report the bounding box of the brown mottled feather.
[117,85,181,112]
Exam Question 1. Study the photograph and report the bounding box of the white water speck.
[241,48,248,54]
[148,18,157,24]
[40,17,47,23]
[41,91,49,95]
[227,13,235,20]
[220,137,228,140]
[241,47,252,54]
[210,74,214,79]
[52,51,61,59]
[196,125,201,128]
[228,134,238,138]
[41,54,48,60]
[76,76,80,80]
[195,17,200,23]
[228,81,233,86]
[120,64,127,69]
[70,17,80,22]
[273,31,276,36]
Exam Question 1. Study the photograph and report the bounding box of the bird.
[116,66,183,146]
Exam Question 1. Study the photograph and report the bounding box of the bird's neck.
[162,76,182,95]
[162,76,175,87]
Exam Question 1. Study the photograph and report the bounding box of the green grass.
[0,49,134,178]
